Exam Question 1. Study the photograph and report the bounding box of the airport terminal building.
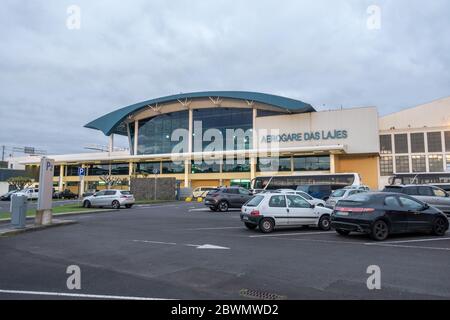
[8,92,450,193]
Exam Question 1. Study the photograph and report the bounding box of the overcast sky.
[0,0,449,155]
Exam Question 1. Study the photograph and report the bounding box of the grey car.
[326,188,367,208]
[383,185,450,215]
[204,187,254,212]
[82,189,135,209]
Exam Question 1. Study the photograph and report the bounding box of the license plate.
[336,211,349,216]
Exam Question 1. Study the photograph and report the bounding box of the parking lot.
[0,201,449,300]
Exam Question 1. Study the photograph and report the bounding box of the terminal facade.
[8,92,450,193]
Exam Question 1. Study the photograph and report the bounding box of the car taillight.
[250,210,260,216]
[335,207,375,213]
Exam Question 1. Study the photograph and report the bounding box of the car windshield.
[331,189,346,197]
[297,191,313,200]
[245,195,264,207]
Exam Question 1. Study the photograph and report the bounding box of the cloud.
[0,0,449,154]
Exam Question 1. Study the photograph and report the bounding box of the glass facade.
[395,156,410,173]
[380,156,393,176]
[191,161,220,173]
[135,162,160,174]
[137,110,189,155]
[427,132,442,152]
[293,156,330,171]
[66,165,80,176]
[53,165,60,177]
[410,133,425,153]
[379,135,392,154]
[222,159,250,172]
[394,134,408,153]
[411,155,426,172]
[162,161,184,174]
[87,163,129,176]
[428,155,443,172]
[445,131,450,152]
[193,108,252,151]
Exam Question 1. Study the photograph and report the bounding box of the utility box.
[10,194,27,229]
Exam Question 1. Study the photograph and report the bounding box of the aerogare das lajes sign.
[262,129,348,143]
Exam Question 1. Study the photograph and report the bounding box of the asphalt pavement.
[0,201,449,300]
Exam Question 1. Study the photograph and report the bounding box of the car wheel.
[318,215,331,231]
[370,220,389,241]
[125,204,133,209]
[259,218,274,233]
[432,217,447,236]
[336,229,350,236]
[218,201,229,212]
[209,207,218,212]
[244,222,257,230]
[83,200,91,208]
[112,200,121,209]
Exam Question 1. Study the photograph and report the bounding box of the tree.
[7,176,33,191]
[99,175,122,189]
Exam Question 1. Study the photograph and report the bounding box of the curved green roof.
[84,91,315,136]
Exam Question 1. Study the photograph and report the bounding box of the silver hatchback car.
[82,189,135,209]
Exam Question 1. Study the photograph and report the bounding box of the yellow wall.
[335,154,379,190]
[191,180,221,189]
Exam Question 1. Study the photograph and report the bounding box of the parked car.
[296,184,347,201]
[82,189,97,197]
[276,189,326,206]
[343,185,370,191]
[15,188,39,200]
[82,190,135,209]
[240,193,333,233]
[54,189,78,199]
[326,188,367,208]
[330,192,449,241]
[192,187,216,198]
[204,187,253,212]
[430,183,450,192]
[0,190,18,201]
[382,185,450,216]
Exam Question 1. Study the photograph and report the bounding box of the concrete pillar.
[59,164,65,191]
[250,157,257,180]
[184,159,190,188]
[134,120,138,155]
[330,154,336,173]
[188,108,193,153]
[252,108,257,151]
[108,134,114,154]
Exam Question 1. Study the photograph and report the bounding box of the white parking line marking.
[249,231,334,238]
[0,289,171,300]
[187,227,242,230]
[366,243,450,251]
[365,237,450,245]
[132,240,177,245]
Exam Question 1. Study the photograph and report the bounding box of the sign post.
[78,167,86,199]
[35,157,55,225]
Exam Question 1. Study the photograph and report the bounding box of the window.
[398,196,423,211]
[88,164,110,176]
[380,156,393,176]
[193,108,253,150]
[104,191,117,196]
[379,135,392,154]
[445,131,450,152]
[269,195,286,207]
[162,161,184,174]
[238,188,250,195]
[410,133,425,153]
[447,155,450,172]
[293,156,330,171]
[432,187,447,197]
[404,186,418,195]
[191,161,220,173]
[428,155,443,172]
[110,163,129,175]
[222,159,250,172]
[427,132,442,152]
[66,165,80,176]
[394,134,408,153]
[331,189,346,197]
[53,165,61,177]
[411,155,426,173]
[257,157,291,172]
[137,110,189,155]
[417,186,433,196]
[286,195,310,208]
[384,196,400,207]
[395,156,409,173]
[245,195,264,207]
[296,191,313,200]
[95,191,106,196]
[226,188,239,194]
[135,162,160,175]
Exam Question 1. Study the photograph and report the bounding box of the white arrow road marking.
[132,240,230,249]
[0,289,172,300]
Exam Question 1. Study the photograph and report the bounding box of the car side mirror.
[93,193,97,197]
[310,203,315,208]
[422,203,430,210]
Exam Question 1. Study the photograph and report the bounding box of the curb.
[0,219,78,237]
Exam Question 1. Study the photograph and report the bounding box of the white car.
[82,189,135,209]
[240,193,333,233]
[15,188,39,200]
[326,188,367,208]
[276,189,326,207]
[192,187,216,198]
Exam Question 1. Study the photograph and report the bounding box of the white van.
[192,187,216,198]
